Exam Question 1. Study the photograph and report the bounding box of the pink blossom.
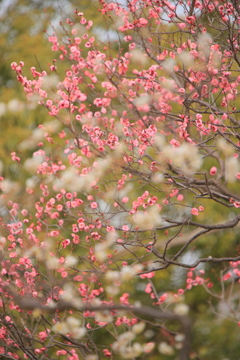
[145,283,152,294]
[56,350,67,356]
[91,202,98,209]
[120,293,129,305]
[191,208,199,216]
[103,349,112,357]
[62,239,70,248]
[158,293,168,304]
[38,331,49,342]
[223,272,232,281]
[10,209,17,217]
[11,152,20,162]
[138,18,148,27]
[178,23,186,29]
[124,35,132,42]
[140,271,155,279]
[7,4,240,357]
[210,167,217,175]
[61,271,68,278]
[177,194,184,201]
[178,88,185,93]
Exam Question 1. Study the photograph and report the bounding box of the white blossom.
[52,321,69,335]
[133,205,162,229]
[112,331,136,352]
[64,255,78,268]
[131,49,148,65]
[225,157,240,183]
[85,355,98,360]
[95,310,113,324]
[59,283,83,308]
[120,265,136,281]
[158,342,174,355]
[25,177,37,189]
[8,99,24,112]
[217,138,234,156]
[143,342,155,352]
[71,327,87,339]
[133,94,150,107]
[174,303,189,316]
[47,257,60,270]
[105,270,120,281]
[162,143,202,174]
[24,155,44,172]
[53,317,86,339]
[198,32,212,57]
[41,74,59,89]
[178,51,194,68]
[122,343,143,358]
[132,321,146,334]
[151,172,164,183]
[175,334,185,342]
[0,179,19,194]
[66,316,81,329]
[154,134,166,149]
[161,78,176,90]
[0,237,6,250]
[162,58,176,73]
[94,245,107,262]
[105,285,120,296]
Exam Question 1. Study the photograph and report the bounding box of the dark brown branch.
[9,297,192,360]
[164,215,240,231]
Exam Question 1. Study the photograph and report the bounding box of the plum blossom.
[191,208,199,216]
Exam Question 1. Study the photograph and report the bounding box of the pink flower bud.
[210,166,217,175]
